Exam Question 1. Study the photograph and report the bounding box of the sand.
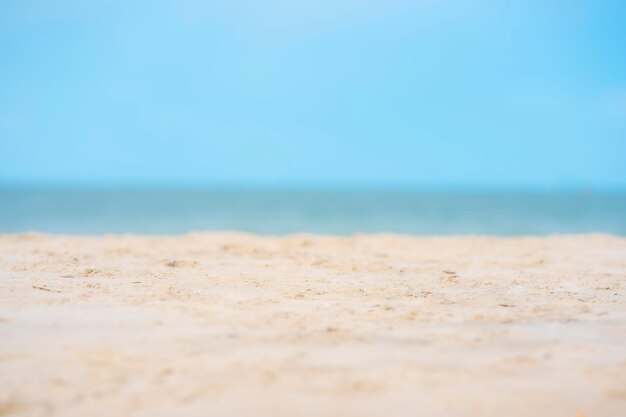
[1,233,625,417]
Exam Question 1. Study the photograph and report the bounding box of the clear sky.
[1,0,625,188]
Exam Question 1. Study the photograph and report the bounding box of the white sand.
[1,233,625,417]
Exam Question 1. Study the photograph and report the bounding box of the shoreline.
[1,233,625,416]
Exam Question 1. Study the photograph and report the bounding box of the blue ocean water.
[0,188,625,235]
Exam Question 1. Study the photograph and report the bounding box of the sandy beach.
[1,233,625,417]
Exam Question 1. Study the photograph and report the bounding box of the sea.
[1,188,625,236]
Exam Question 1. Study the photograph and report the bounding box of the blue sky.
[1,0,625,188]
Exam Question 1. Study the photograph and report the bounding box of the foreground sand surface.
[1,234,625,417]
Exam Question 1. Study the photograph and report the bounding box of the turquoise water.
[1,188,625,235]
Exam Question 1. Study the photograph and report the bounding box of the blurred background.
[1,0,625,234]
